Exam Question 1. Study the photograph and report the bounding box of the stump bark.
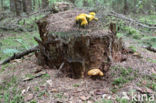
[36,9,123,78]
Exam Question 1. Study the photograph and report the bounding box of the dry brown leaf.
[46,80,53,87]
[24,94,34,102]
[13,59,22,63]
[95,89,110,95]
[152,68,156,74]
[51,89,58,93]
[136,87,153,94]
[87,101,93,103]
[133,52,142,58]
[80,95,88,101]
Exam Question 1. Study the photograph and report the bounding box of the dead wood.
[145,46,156,53]
[23,71,46,82]
[36,9,124,78]
[55,62,65,77]
[0,24,27,31]
[109,11,156,29]
[0,46,38,65]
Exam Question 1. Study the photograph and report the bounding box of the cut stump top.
[37,9,111,39]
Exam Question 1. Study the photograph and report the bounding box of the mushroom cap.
[89,12,96,16]
[88,69,104,76]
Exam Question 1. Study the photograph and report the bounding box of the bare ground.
[0,36,155,103]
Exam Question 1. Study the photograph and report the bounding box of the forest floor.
[0,12,156,103]
[0,30,155,103]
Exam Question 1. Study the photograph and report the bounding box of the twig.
[23,71,46,82]
[0,46,38,65]
[144,46,156,53]
[108,11,156,29]
[55,62,65,77]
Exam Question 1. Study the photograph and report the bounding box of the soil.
[0,37,155,103]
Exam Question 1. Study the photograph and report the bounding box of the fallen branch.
[0,24,27,32]
[109,11,156,29]
[23,71,46,82]
[0,46,38,65]
[145,46,156,53]
[55,62,65,77]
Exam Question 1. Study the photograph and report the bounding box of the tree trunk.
[22,0,32,15]
[0,0,3,10]
[83,0,89,7]
[68,0,75,4]
[132,0,137,13]
[10,0,16,12]
[123,0,128,15]
[38,0,41,8]
[32,0,36,10]
[42,0,49,9]
[14,0,22,16]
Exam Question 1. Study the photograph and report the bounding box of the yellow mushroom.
[85,12,98,22]
[75,12,98,27]
[75,14,88,27]
[88,69,104,76]
[89,12,96,16]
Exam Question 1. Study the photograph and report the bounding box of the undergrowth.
[0,31,39,60]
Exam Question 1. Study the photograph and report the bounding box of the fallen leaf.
[24,94,34,102]
[46,80,53,87]
[80,95,89,101]
[21,86,30,95]
[136,87,153,94]
[21,89,26,95]
[133,52,142,58]
[51,89,58,93]
[141,80,147,85]
[95,89,110,95]
[145,88,153,94]
[13,59,22,63]
[87,101,93,103]
[152,68,156,74]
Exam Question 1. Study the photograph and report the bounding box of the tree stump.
[36,9,123,78]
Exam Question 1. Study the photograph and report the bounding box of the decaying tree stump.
[36,9,123,78]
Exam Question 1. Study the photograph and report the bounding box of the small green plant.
[111,66,136,91]
[146,58,156,63]
[111,87,118,93]
[41,73,50,79]
[34,86,40,92]
[95,99,113,103]
[101,99,113,103]
[38,90,48,97]
[116,97,130,103]
[55,93,64,99]
[73,84,80,87]
[0,31,39,60]
[25,74,34,78]
[0,76,24,103]
[128,46,137,52]
[112,76,127,86]
[29,100,37,103]
[146,81,156,91]
[120,67,132,76]
[0,64,10,72]
[117,33,125,38]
